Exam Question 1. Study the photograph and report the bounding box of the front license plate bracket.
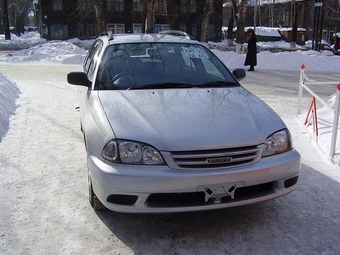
[197,182,244,204]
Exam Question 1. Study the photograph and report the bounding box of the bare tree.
[290,0,297,48]
[13,0,30,36]
[201,0,213,42]
[145,0,156,33]
[185,0,193,35]
[324,0,340,22]
[253,0,257,28]
[226,9,234,45]
[94,0,106,34]
[1,0,31,37]
[268,0,274,27]
[1,0,11,39]
[232,0,248,53]
[75,0,95,20]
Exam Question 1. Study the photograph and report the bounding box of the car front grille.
[166,145,261,170]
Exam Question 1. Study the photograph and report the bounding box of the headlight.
[102,139,164,165]
[102,140,118,161]
[119,141,142,163]
[262,129,292,157]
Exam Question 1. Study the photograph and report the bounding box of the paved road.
[0,64,339,255]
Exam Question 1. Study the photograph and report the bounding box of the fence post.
[297,64,305,116]
[329,83,340,160]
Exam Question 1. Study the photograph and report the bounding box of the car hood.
[98,87,286,151]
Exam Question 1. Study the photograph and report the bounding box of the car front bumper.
[88,150,301,213]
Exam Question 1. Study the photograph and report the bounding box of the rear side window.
[83,40,103,81]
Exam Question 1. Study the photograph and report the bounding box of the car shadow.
[93,162,340,254]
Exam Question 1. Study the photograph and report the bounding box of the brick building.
[40,0,223,41]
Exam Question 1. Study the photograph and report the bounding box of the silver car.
[67,32,300,213]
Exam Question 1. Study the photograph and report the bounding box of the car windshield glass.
[95,42,239,90]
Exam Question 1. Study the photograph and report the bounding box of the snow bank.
[0,32,46,50]
[212,49,340,71]
[0,73,20,141]
[0,41,86,64]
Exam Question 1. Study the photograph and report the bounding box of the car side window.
[83,41,97,73]
[83,40,103,81]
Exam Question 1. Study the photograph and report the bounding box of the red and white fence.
[297,64,340,161]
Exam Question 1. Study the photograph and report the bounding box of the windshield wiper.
[127,81,238,90]
[128,83,194,90]
[197,81,238,87]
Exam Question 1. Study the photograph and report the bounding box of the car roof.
[97,32,199,45]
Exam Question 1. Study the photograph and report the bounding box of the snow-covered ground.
[1,32,340,163]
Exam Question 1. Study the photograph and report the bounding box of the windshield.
[95,42,239,90]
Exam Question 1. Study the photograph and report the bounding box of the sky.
[1,31,340,165]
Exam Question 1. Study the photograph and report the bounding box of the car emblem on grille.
[206,157,232,164]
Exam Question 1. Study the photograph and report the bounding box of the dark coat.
[244,33,257,67]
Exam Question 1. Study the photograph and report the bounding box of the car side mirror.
[233,68,246,81]
[67,72,91,87]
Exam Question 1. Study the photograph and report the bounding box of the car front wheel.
[88,175,106,210]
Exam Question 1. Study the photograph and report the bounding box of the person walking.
[244,28,257,71]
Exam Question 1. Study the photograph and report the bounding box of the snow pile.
[250,26,281,37]
[67,37,95,50]
[0,32,46,50]
[212,49,340,72]
[0,41,87,64]
[256,40,294,49]
[0,73,20,142]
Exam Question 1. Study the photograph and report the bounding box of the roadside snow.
[0,32,46,50]
[0,73,20,141]
[0,41,86,64]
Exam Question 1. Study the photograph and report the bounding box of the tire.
[83,132,87,151]
[88,175,106,210]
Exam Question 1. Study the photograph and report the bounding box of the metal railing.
[297,64,340,161]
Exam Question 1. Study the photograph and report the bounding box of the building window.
[52,0,63,12]
[107,23,125,34]
[88,24,97,37]
[180,0,196,13]
[107,0,124,12]
[132,0,142,12]
[154,24,169,33]
[50,23,67,39]
[78,23,87,38]
[133,23,142,33]
[78,23,97,39]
